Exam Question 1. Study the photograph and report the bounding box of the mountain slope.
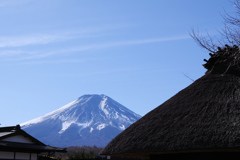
[21,94,141,147]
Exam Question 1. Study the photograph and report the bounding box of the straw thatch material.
[101,46,240,158]
[204,45,240,76]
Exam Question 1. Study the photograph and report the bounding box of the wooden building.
[101,45,240,159]
[0,125,66,160]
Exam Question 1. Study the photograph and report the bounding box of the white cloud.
[55,35,191,53]
[46,67,140,77]
[0,24,131,48]
[96,35,191,48]
[0,21,190,63]
[0,34,190,62]
[0,34,70,48]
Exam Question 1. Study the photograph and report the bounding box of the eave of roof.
[103,147,240,159]
[0,141,66,153]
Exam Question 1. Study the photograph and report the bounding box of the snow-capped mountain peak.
[21,94,141,147]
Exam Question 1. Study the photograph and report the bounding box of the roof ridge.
[204,45,240,76]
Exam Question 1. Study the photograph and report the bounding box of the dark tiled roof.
[0,125,44,145]
[0,125,66,153]
[0,132,13,137]
[0,126,16,138]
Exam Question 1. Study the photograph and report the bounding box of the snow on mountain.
[21,94,141,147]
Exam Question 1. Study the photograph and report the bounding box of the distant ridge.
[21,94,141,147]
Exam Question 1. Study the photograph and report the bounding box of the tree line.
[39,145,147,160]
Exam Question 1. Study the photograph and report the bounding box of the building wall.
[30,153,37,160]
[0,151,37,160]
[0,151,14,159]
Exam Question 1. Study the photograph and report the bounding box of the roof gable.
[2,135,34,144]
[0,125,66,154]
[0,125,45,145]
[0,132,13,137]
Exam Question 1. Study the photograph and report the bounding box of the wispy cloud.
[95,35,191,48]
[47,67,140,77]
[0,24,132,48]
[52,35,191,53]
[17,59,87,65]
[0,21,191,63]
[0,35,65,48]
[0,34,191,63]
[55,35,191,53]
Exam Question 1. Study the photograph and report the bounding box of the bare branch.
[182,72,195,82]
[191,0,240,52]
[190,28,217,53]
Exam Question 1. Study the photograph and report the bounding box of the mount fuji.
[20,94,141,147]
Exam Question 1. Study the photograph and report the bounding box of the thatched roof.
[101,45,240,158]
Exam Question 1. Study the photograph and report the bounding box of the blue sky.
[0,0,233,126]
